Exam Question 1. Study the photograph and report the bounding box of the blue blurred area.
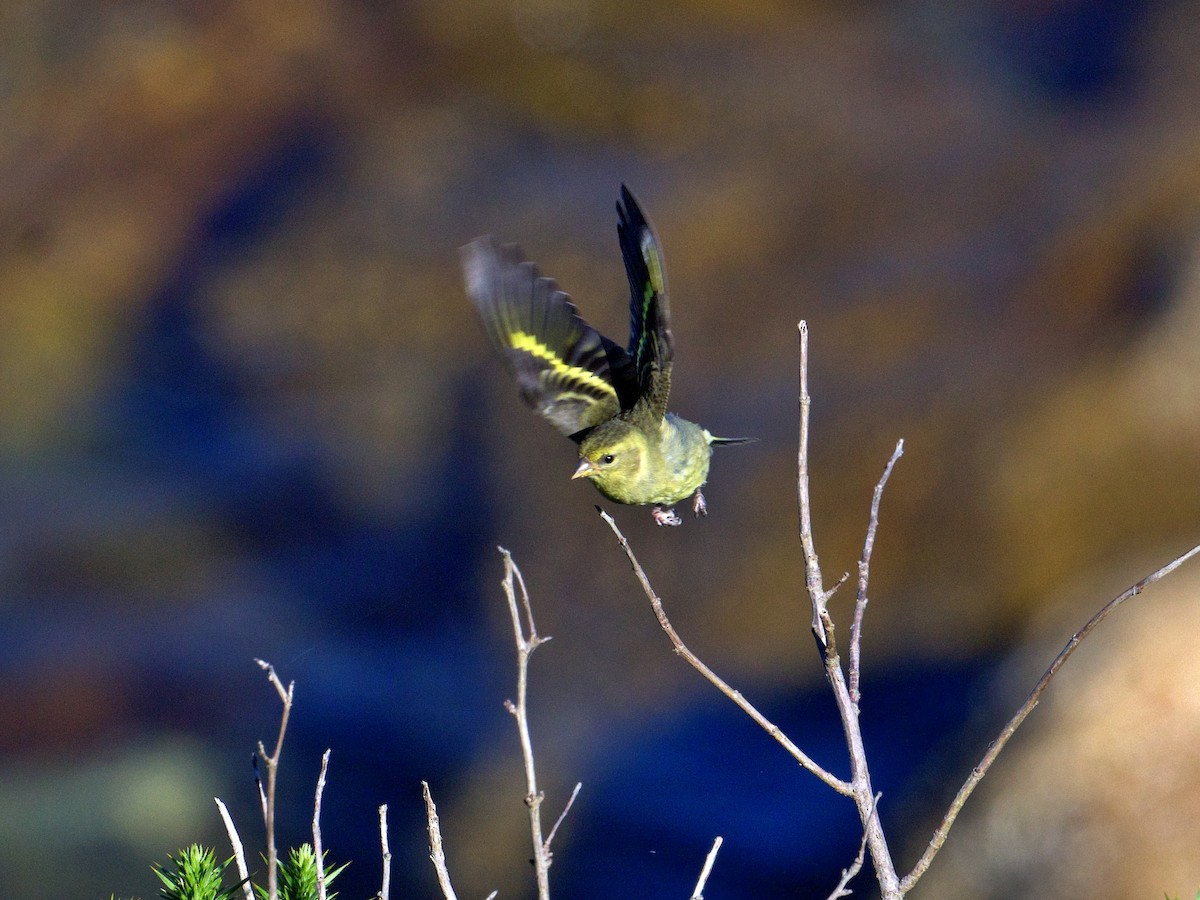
[996,0,1148,102]
[560,656,996,898]
[106,133,504,897]
[0,121,505,897]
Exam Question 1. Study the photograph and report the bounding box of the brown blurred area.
[3,0,1200,897]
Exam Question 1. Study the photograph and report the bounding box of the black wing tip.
[617,183,632,214]
[617,184,648,230]
[616,186,651,270]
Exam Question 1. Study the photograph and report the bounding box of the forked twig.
[416,551,576,900]
[794,321,902,897]
[498,547,560,899]
[595,319,1200,897]
[254,658,294,900]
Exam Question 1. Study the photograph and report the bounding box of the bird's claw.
[652,505,682,527]
[692,490,707,518]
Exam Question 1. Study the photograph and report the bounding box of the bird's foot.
[692,490,707,518]
[651,505,682,527]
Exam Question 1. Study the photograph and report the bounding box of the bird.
[462,185,753,526]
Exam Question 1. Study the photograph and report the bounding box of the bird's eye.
[601,454,616,465]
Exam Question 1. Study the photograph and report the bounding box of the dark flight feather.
[617,184,673,421]
[463,237,639,439]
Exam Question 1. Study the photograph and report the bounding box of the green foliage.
[253,844,348,900]
[152,845,243,900]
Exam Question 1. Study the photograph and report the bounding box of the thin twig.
[498,547,553,899]
[510,553,537,645]
[849,440,904,707]
[824,793,881,900]
[377,804,391,900]
[598,508,852,795]
[254,755,267,825]
[313,749,331,900]
[690,836,723,900]
[214,798,254,900]
[254,659,294,900]
[793,324,902,898]
[421,782,459,900]
[545,781,582,854]
[900,540,1200,893]
[797,321,829,640]
[826,571,851,602]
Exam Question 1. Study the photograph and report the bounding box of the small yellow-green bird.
[463,185,753,526]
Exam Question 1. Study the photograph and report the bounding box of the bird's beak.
[572,458,598,480]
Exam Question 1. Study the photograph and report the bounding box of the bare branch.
[509,548,538,642]
[313,749,331,900]
[797,321,829,640]
[795,321,902,897]
[377,804,391,900]
[849,440,904,707]
[598,508,852,795]
[690,836,723,900]
[214,798,254,900]
[256,657,292,704]
[826,571,851,602]
[422,781,459,900]
[497,547,553,899]
[900,541,1200,892]
[254,659,294,900]
[545,781,582,855]
[254,755,268,825]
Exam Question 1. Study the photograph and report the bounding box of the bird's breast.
[642,415,712,504]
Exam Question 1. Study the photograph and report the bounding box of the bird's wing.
[617,185,673,420]
[463,237,639,440]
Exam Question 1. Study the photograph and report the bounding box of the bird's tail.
[706,434,757,446]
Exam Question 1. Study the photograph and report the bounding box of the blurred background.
[3,0,1200,897]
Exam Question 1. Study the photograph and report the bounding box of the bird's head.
[572,420,647,492]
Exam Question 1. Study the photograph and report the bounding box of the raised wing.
[617,184,673,420]
[463,237,638,439]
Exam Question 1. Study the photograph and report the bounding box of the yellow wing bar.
[510,330,618,400]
